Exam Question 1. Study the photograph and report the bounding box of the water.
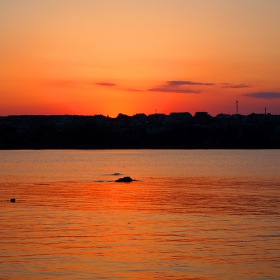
[0,150,279,279]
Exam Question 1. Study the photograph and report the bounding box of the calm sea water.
[0,150,279,279]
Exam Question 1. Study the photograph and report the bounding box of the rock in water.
[115,176,134,182]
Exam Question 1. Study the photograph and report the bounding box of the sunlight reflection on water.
[0,150,280,279]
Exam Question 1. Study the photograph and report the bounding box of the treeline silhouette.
[0,112,280,149]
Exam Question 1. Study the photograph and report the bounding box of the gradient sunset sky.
[1,0,280,117]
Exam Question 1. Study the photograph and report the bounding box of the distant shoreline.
[1,114,280,149]
[1,145,280,150]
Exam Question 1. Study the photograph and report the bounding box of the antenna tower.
[236,100,238,114]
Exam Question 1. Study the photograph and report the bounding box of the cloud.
[244,92,280,99]
[148,87,200,94]
[124,88,143,92]
[48,80,118,89]
[147,80,215,94]
[95,82,116,87]
[221,83,250,89]
[167,81,215,86]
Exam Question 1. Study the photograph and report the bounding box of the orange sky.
[0,0,280,117]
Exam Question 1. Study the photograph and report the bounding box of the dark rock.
[115,176,134,182]
[10,198,16,203]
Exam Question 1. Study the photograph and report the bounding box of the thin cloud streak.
[221,83,251,89]
[147,80,216,94]
[48,80,118,89]
[124,88,143,92]
[148,87,200,94]
[244,92,280,99]
[168,81,215,86]
[95,82,116,87]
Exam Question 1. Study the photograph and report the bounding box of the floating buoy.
[10,198,16,203]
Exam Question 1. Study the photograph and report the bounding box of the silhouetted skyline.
[1,112,280,149]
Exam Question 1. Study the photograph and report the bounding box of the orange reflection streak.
[1,178,280,279]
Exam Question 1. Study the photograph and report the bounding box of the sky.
[0,0,280,117]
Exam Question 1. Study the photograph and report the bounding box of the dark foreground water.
[0,150,280,279]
